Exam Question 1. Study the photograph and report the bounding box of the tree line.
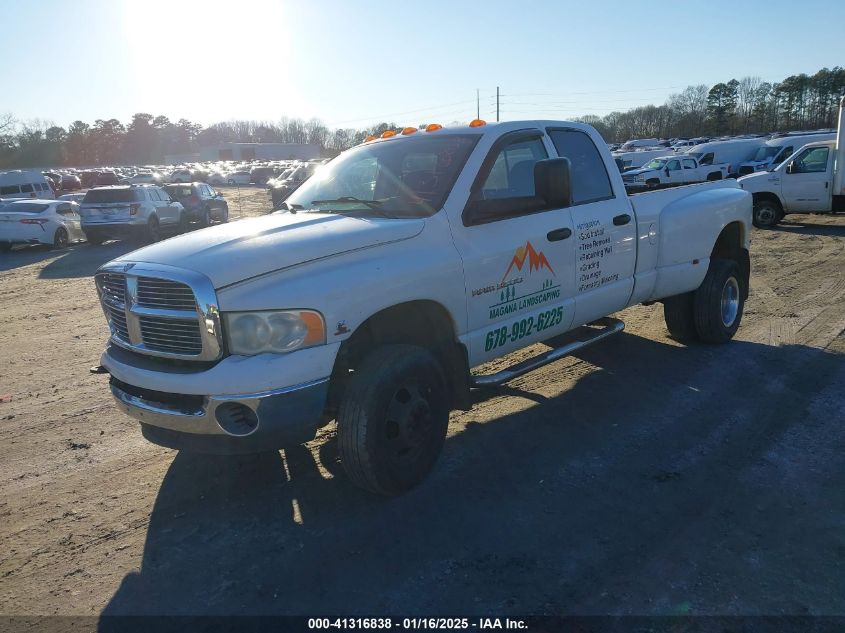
[582,67,844,143]
[1,66,842,169]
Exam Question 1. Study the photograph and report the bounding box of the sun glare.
[122,0,301,122]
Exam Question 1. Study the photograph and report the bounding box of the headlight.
[224,310,326,355]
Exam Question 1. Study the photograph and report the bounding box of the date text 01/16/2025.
[485,307,564,352]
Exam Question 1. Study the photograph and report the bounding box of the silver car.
[79,185,186,245]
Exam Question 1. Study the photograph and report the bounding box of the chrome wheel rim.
[721,277,740,327]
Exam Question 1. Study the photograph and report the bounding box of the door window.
[464,132,549,224]
[547,129,614,205]
[21,184,34,193]
[479,138,547,200]
[667,160,681,172]
[682,159,697,170]
[791,147,829,173]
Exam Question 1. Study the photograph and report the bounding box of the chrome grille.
[137,277,197,311]
[105,304,130,342]
[139,316,203,354]
[95,267,222,361]
[97,273,126,305]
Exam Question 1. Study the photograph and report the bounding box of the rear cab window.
[547,128,614,205]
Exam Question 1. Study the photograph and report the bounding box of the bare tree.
[737,76,762,133]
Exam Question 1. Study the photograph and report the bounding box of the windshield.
[750,146,782,162]
[286,134,480,218]
[642,159,668,170]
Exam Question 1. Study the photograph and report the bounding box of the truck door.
[546,128,637,326]
[681,158,698,183]
[781,146,834,212]
[453,130,577,365]
[666,158,685,185]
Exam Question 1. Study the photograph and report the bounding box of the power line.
[326,97,481,127]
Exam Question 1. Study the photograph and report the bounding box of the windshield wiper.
[276,201,305,213]
[311,196,384,209]
[310,197,397,218]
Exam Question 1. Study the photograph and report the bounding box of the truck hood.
[737,170,777,192]
[110,212,425,288]
[623,167,656,177]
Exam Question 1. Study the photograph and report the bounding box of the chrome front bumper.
[110,376,330,454]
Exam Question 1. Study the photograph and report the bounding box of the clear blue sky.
[1,0,843,130]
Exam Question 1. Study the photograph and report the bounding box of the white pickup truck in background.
[739,96,845,227]
[96,117,752,495]
[622,155,728,189]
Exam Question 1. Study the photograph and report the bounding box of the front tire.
[146,216,161,243]
[337,344,449,496]
[752,199,782,228]
[52,227,69,249]
[692,259,745,343]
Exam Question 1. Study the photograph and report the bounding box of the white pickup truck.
[739,96,845,228]
[621,155,728,189]
[96,119,752,495]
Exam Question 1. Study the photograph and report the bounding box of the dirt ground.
[0,186,843,617]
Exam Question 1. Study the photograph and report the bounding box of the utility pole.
[476,89,480,120]
[496,86,500,122]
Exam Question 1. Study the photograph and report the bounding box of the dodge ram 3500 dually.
[96,119,752,495]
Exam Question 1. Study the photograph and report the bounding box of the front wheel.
[693,259,745,344]
[752,200,782,228]
[337,344,449,496]
[219,205,229,223]
[199,208,212,228]
[146,216,161,242]
[52,227,69,249]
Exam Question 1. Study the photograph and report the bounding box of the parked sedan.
[163,182,228,227]
[0,199,86,251]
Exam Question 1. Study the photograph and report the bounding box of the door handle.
[613,214,631,226]
[547,228,572,242]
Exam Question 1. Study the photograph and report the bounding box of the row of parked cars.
[611,129,838,190]
[0,181,229,251]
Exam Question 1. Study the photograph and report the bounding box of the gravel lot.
[0,186,843,616]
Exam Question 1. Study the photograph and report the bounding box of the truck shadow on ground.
[100,332,845,619]
[771,216,845,237]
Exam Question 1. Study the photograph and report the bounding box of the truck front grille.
[95,268,221,361]
[139,316,203,354]
[136,277,197,311]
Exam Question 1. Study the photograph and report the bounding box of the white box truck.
[738,96,845,228]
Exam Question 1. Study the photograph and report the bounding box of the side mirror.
[665,168,671,177]
[786,163,795,174]
[533,158,572,208]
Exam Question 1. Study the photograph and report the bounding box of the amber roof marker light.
[469,119,487,127]
[381,130,397,138]
[401,127,418,135]
[425,123,443,132]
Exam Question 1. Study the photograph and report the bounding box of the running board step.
[470,317,625,388]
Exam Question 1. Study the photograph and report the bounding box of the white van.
[619,138,662,151]
[684,138,768,177]
[612,148,674,170]
[0,170,56,200]
[736,132,837,176]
